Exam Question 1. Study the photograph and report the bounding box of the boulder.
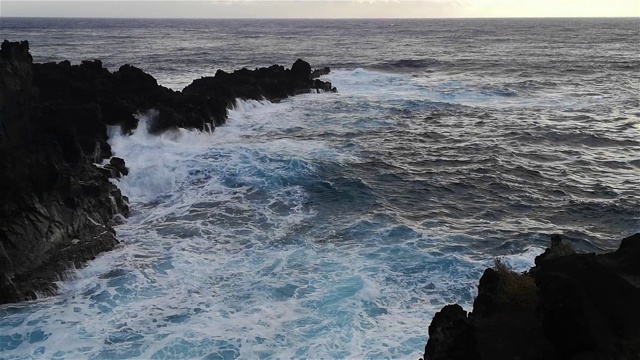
[291,58,312,80]
[103,156,129,178]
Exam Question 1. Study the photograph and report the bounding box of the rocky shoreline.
[423,233,640,360]
[2,40,639,360]
[0,40,335,305]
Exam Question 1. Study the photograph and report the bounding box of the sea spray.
[2,18,638,358]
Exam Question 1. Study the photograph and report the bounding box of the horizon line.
[3,15,639,19]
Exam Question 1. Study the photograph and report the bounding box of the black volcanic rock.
[423,234,640,360]
[177,59,336,132]
[32,52,335,135]
[105,156,129,178]
[291,58,312,79]
[0,40,336,304]
[535,236,640,359]
[423,304,479,360]
[0,40,129,304]
[603,233,640,274]
[311,66,331,79]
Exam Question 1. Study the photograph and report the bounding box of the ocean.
[0,17,639,359]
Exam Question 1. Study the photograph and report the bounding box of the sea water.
[0,18,639,359]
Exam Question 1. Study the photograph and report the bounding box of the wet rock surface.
[423,234,640,360]
[0,40,335,304]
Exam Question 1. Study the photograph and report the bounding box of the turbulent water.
[1,18,639,359]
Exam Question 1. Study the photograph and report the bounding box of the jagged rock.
[534,234,575,266]
[423,304,478,360]
[0,40,34,145]
[311,66,331,79]
[469,264,557,360]
[535,239,640,359]
[603,233,640,274]
[109,157,128,176]
[471,268,501,317]
[103,156,129,178]
[424,234,640,360]
[291,58,312,79]
[0,40,336,304]
[33,54,335,135]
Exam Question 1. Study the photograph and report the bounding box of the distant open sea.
[1,17,639,359]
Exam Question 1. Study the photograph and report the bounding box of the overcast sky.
[2,0,639,18]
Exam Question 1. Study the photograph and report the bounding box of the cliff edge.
[423,233,640,360]
[0,40,336,305]
[0,41,129,303]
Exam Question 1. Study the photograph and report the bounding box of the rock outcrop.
[32,51,336,136]
[423,233,640,360]
[0,41,129,304]
[0,40,336,305]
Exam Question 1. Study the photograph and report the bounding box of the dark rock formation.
[424,304,479,360]
[104,157,129,178]
[0,41,129,304]
[0,40,336,304]
[32,53,336,135]
[310,66,331,79]
[535,235,640,360]
[423,234,640,360]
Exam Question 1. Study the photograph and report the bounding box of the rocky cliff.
[0,40,336,305]
[423,233,640,360]
[0,41,130,304]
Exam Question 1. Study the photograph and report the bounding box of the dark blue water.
[1,18,639,359]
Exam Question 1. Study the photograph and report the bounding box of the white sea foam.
[2,18,638,360]
[501,246,546,272]
[329,68,591,110]
[0,72,542,360]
